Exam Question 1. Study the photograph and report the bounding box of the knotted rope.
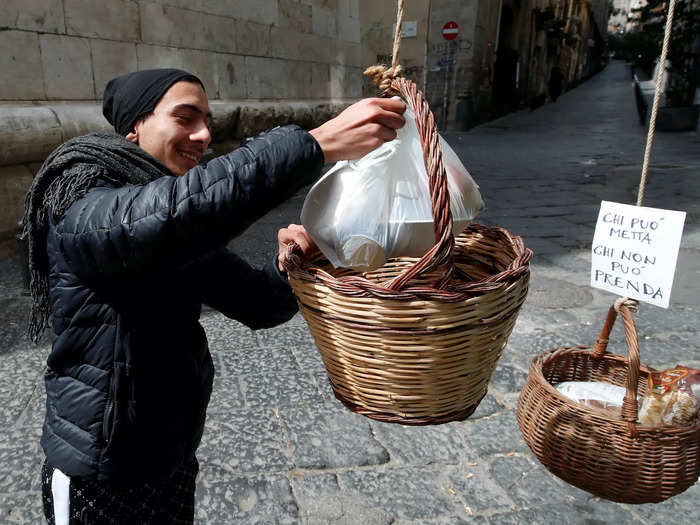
[364,0,405,95]
[614,297,639,314]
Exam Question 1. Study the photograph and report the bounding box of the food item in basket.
[555,381,627,411]
[637,366,700,426]
[555,367,700,426]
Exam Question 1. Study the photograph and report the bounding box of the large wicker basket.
[284,76,532,425]
[518,302,700,503]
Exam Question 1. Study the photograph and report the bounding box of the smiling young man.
[22,68,405,524]
[126,80,214,174]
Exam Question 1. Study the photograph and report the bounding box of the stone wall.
[424,0,481,129]
[359,0,430,95]
[0,0,364,255]
[358,0,488,130]
[0,0,363,101]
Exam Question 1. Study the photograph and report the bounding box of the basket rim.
[286,222,532,301]
[525,345,700,432]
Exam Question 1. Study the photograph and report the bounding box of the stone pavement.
[1,60,699,524]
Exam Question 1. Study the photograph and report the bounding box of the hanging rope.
[638,0,677,207]
[390,0,405,73]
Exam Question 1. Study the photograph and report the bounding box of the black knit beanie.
[102,68,205,135]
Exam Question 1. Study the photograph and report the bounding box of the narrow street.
[1,60,699,523]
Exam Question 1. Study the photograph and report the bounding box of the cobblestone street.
[1,60,699,523]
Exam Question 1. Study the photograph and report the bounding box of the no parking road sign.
[442,21,459,41]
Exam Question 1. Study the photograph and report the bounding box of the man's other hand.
[309,98,406,164]
[277,224,316,272]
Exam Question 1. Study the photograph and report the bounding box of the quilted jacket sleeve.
[191,249,299,329]
[56,125,323,275]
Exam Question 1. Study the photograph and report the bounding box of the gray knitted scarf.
[20,132,172,342]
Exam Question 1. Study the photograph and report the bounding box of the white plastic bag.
[555,381,627,411]
[301,102,485,271]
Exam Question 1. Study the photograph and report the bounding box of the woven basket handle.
[382,76,456,291]
[592,301,641,423]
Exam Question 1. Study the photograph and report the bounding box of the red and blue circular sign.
[442,21,459,41]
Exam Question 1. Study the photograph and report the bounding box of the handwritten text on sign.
[590,201,686,308]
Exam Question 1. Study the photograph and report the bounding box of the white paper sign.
[590,201,686,308]
[393,21,418,38]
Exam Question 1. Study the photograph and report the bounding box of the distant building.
[609,0,646,33]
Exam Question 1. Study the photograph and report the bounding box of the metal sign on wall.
[442,21,459,41]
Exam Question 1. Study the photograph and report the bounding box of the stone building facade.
[0,0,608,256]
[487,0,608,116]
[359,0,608,130]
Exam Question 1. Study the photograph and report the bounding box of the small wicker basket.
[517,302,700,503]
[284,76,531,425]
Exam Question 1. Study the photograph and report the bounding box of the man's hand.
[277,224,316,272]
[309,98,406,164]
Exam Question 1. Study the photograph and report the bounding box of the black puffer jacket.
[41,125,323,481]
